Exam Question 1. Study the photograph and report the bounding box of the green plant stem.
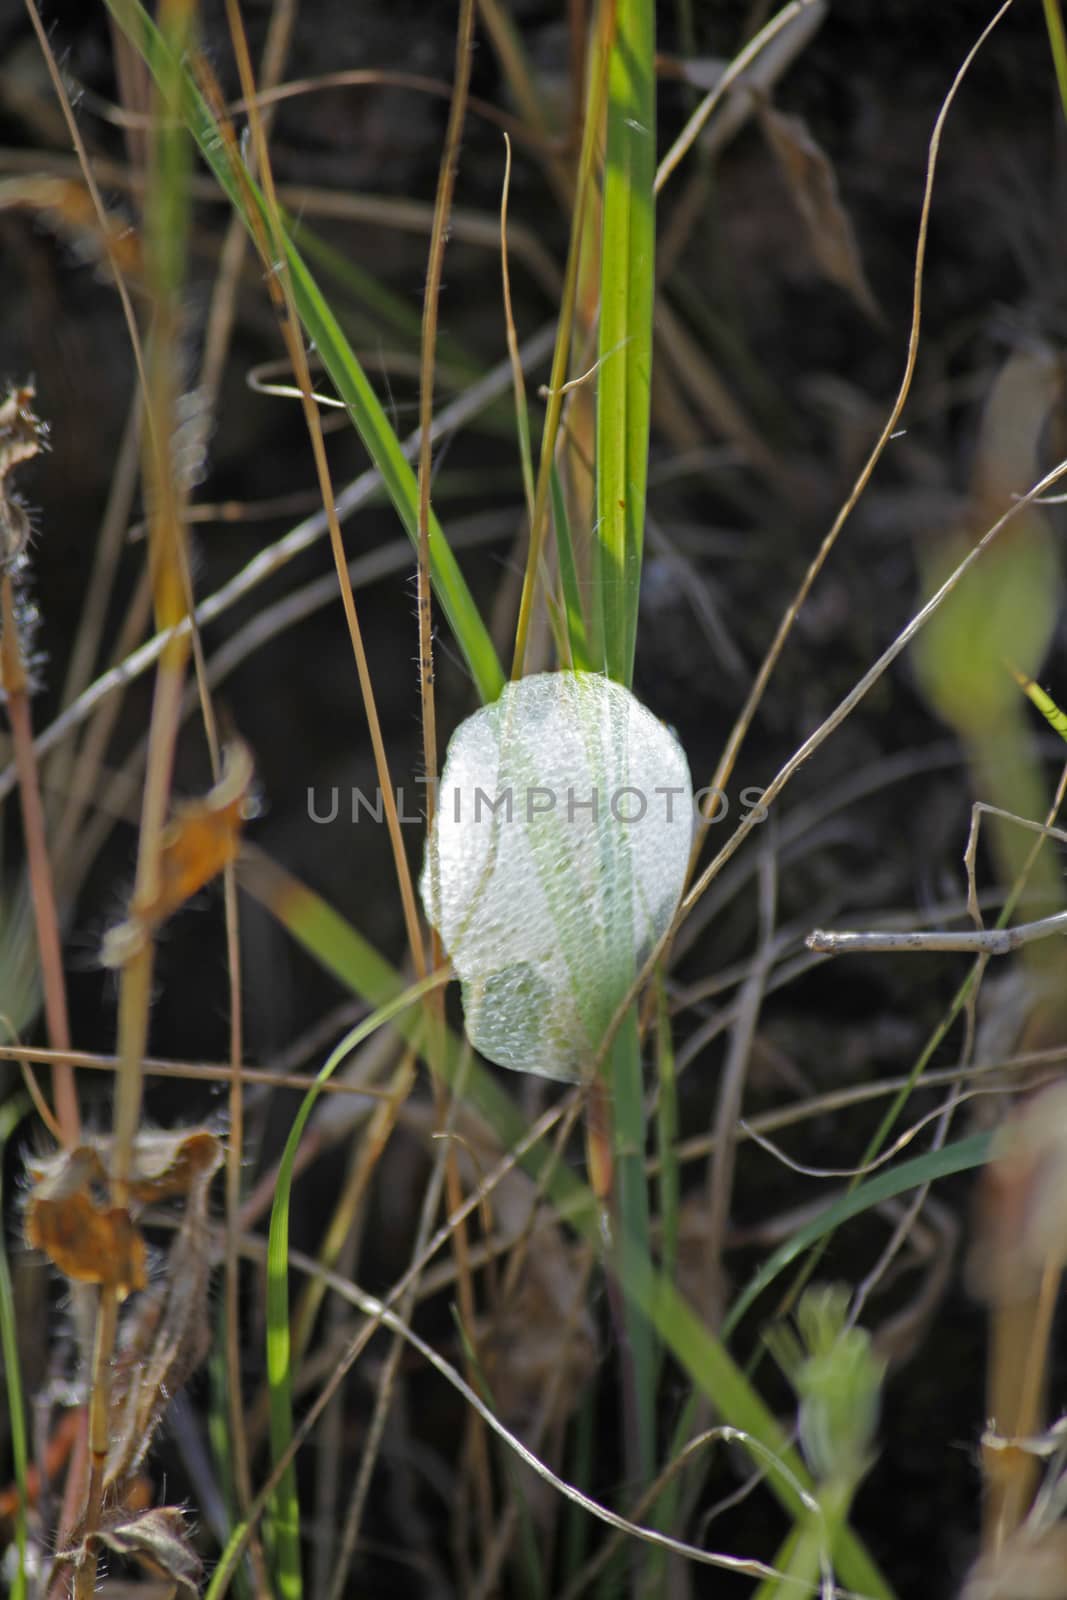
[609,1011,656,1485]
[754,1477,855,1600]
[1043,0,1067,124]
[594,0,655,684]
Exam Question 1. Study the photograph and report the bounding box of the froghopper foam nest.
[421,671,693,1081]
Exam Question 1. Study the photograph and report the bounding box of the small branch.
[808,912,1067,957]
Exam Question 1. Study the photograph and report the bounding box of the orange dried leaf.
[124,1126,224,1202]
[25,1145,146,1294]
[104,743,255,965]
[144,739,255,922]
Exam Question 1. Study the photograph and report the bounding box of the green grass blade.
[265,973,444,1598]
[653,977,679,1311]
[245,860,895,1598]
[104,0,504,706]
[751,1528,803,1600]
[722,1131,992,1341]
[1043,0,1067,126]
[290,222,468,372]
[206,1522,250,1600]
[1014,664,1067,741]
[591,0,658,1493]
[610,1011,656,1483]
[208,1312,253,1600]
[561,1385,596,1580]
[0,1095,31,1600]
[594,0,656,686]
[620,1224,895,1598]
[643,987,682,1584]
[550,463,593,671]
[145,0,192,306]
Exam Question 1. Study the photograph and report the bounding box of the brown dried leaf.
[103,742,255,965]
[145,739,254,921]
[25,1145,146,1294]
[25,1126,221,1482]
[125,1127,224,1203]
[58,1505,202,1600]
[760,104,882,323]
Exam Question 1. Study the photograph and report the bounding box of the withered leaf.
[144,739,254,921]
[25,1145,146,1295]
[124,1127,224,1203]
[24,1128,221,1302]
[103,742,255,965]
[58,1505,202,1600]
[760,104,882,324]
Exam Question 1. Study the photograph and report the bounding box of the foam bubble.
[421,671,693,1080]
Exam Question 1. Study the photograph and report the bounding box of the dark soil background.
[2,2,1067,1596]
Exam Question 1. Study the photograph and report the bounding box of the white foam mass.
[421,671,693,1081]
